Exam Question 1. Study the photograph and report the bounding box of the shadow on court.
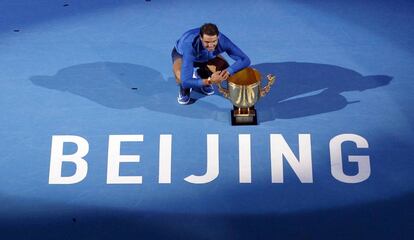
[0,191,412,240]
[30,62,229,122]
[254,62,392,120]
[30,62,392,122]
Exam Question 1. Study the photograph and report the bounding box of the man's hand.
[220,69,230,80]
[209,71,223,84]
[209,69,230,84]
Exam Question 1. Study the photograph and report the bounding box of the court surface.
[1,0,413,239]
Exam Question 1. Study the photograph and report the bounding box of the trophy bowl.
[218,67,275,125]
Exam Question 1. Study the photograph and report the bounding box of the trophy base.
[231,107,258,126]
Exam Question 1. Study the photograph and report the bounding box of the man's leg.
[172,57,182,84]
[172,55,192,105]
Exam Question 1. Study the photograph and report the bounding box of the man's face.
[200,34,218,52]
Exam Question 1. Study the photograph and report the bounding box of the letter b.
[49,135,89,184]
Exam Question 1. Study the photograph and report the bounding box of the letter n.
[270,134,313,183]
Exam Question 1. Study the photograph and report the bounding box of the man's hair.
[199,23,219,37]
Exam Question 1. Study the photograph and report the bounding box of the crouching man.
[172,23,250,104]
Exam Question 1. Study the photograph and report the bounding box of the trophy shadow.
[29,61,392,122]
[252,62,392,121]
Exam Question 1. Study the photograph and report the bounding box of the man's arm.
[221,35,251,75]
[180,48,205,89]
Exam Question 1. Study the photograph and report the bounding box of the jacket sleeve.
[221,35,251,75]
[180,46,204,89]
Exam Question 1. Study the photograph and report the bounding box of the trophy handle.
[260,74,276,97]
[217,80,230,99]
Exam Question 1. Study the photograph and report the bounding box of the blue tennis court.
[1,0,413,239]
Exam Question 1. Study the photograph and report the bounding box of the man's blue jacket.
[174,28,250,89]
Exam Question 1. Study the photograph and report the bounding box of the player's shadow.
[30,62,230,121]
[29,61,392,122]
[252,62,392,121]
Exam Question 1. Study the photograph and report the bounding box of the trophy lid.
[228,67,261,85]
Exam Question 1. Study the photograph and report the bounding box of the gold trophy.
[217,67,276,125]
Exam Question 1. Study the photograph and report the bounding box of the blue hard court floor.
[0,0,413,239]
